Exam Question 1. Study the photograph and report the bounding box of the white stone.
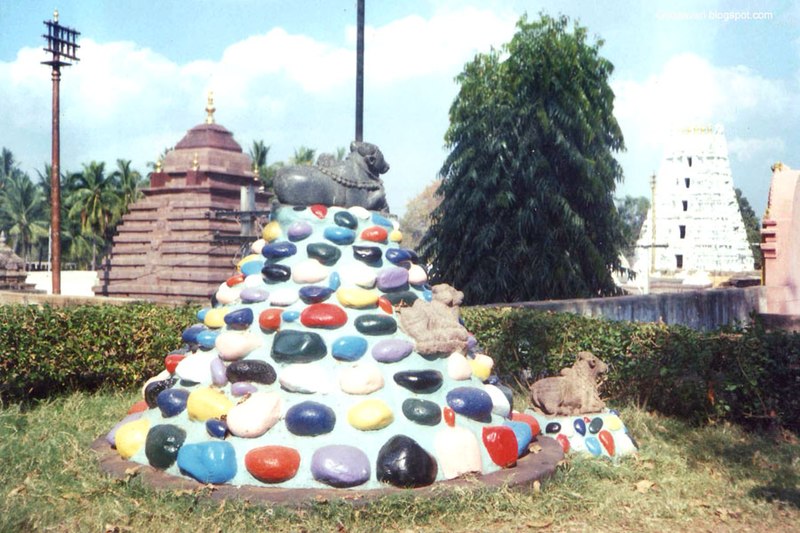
[175,351,217,384]
[484,384,511,418]
[339,363,385,395]
[214,331,262,361]
[407,264,428,285]
[348,206,370,220]
[278,363,331,394]
[269,287,299,306]
[226,392,282,438]
[338,262,377,289]
[447,352,473,380]
[250,238,266,255]
[243,273,264,288]
[215,281,242,304]
[434,426,482,479]
[291,259,329,284]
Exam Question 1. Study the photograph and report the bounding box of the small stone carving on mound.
[529,351,608,416]
[397,284,469,356]
[274,141,390,212]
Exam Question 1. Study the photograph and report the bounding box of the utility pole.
[355,0,364,142]
[42,10,79,295]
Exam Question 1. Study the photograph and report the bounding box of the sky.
[1,0,797,216]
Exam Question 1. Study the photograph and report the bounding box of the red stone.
[377,296,393,315]
[310,204,328,219]
[127,400,149,414]
[510,412,541,437]
[165,353,186,374]
[443,406,455,427]
[556,433,570,453]
[482,426,518,468]
[598,429,615,456]
[259,308,282,332]
[226,273,246,287]
[300,303,348,329]
[245,445,301,483]
[360,226,388,243]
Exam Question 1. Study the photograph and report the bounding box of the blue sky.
[1,0,797,216]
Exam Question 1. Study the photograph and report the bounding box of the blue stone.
[282,310,300,322]
[334,211,358,229]
[262,263,292,283]
[393,370,443,393]
[545,422,561,434]
[588,417,604,434]
[177,441,237,484]
[285,401,336,436]
[181,323,206,345]
[371,212,394,228]
[156,388,189,417]
[585,436,602,456]
[423,288,433,302]
[385,248,418,265]
[352,245,382,264]
[206,419,228,439]
[445,387,493,422]
[261,241,297,260]
[328,271,341,290]
[573,418,586,436]
[372,339,414,363]
[323,226,355,245]
[331,336,368,361]
[240,287,269,303]
[307,242,341,266]
[240,260,264,277]
[224,308,254,329]
[504,420,533,457]
[287,221,313,241]
[311,445,370,488]
[196,329,220,350]
[354,314,397,335]
[197,308,209,321]
[299,285,334,304]
[272,330,327,363]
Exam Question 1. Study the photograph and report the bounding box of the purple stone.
[230,382,258,396]
[240,287,269,303]
[106,412,143,446]
[311,445,371,488]
[371,339,414,363]
[376,267,409,292]
[287,221,313,241]
[210,357,228,386]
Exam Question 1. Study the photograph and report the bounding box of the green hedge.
[463,307,800,432]
[0,303,197,402]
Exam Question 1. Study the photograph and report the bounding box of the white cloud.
[727,136,786,162]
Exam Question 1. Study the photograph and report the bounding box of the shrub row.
[463,307,800,432]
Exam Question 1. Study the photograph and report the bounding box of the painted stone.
[206,418,228,439]
[503,420,533,457]
[468,353,494,380]
[231,382,258,397]
[389,229,403,242]
[354,314,397,335]
[187,387,234,422]
[352,245,383,265]
[144,377,178,408]
[240,260,264,277]
[258,308,282,332]
[588,417,604,434]
[197,308,209,322]
[371,339,413,363]
[165,353,186,374]
[443,406,456,427]
[385,248,418,265]
[285,401,336,436]
[447,352,473,380]
[407,264,427,285]
[339,363,385,395]
[376,435,438,488]
[226,392,282,438]
[245,446,301,483]
[210,358,227,386]
[598,429,615,456]
[262,263,292,283]
[145,424,186,469]
[347,399,394,430]
[376,267,409,292]
[371,212,393,228]
[511,412,541,437]
[328,271,341,290]
[298,285,334,304]
[222,308,254,331]
[360,226,388,243]
[226,273,246,287]
[393,370,443,394]
[382,291,418,306]
[348,206,370,219]
[300,303,348,329]
[311,445,371,488]
[115,418,150,459]
[177,441,237,484]
[338,263,377,289]
[446,387,493,422]
[225,360,277,385]
[287,221,313,241]
[482,426,518,467]
[574,418,586,436]
[196,329,220,350]
[127,400,148,415]
[292,259,329,284]
[434,426,482,479]
[250,238,266,255]
[262,220,281,242]
[268,287,298,306]
[336,287,378,308]
[215,331,262,361]
[585,436,602,457]
[377,296,393,314]
[334,210,358,229]
[157,388,189,418]
[216,282,243,304]
[306,242,341,266]
[331,336,368,362]
[238,253,263,271]
[556,433,571,453]
[261,241,297,260]
[203,307,229,328]
[245,274,266,289]
[401,399,441,426]
[323,226,355,245]
[282,310,300,322]
[545,422,561,434]
[484,384,512,418]
[605,414,623,431]
[240,286,269,303]
[106,412,143,447]
[272,330,327,363]
[278,363,331,394]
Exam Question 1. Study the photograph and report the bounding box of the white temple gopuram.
[633,126,755,280]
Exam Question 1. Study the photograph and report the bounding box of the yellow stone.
[605,414,623,431]
[203,307,230,328]
[347,399,394,430]
[236,254,262,271]
[336,287,379,308]
[187,387,234,422]
[469,354,494,381]
[389,229,403,242]
[115,418,150,459]
[262,221,281,242]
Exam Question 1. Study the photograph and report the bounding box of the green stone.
[402,399,441,426]
[354,314,397,336]
[307,243,342,266]
[272,330,328,363]
[383,291,418,306]
[145,424,186,469]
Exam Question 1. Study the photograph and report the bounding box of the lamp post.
[42,10,79,295]
[355,0,364,142]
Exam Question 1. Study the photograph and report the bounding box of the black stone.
[225,360,277,384]
[307,242,342,266]
[334,211,358,229]
[401,399,441,426]
[352,245,382,264]
[382,291,418,307]
[262,263,292,283]
[144,377,178,408]
[545,422,561,434]
[145,424,186,469]
[393,370,443,394]
[588,417,604,434]
[376,435,438,488]
[272,330,328,363]
[354,314,397,336]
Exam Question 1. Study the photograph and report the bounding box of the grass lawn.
[1,391,798,532]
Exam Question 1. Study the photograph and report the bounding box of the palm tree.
[0,172,49,263]
[290,146,316,166]
[111,159,144,214]
[248,140,271,188]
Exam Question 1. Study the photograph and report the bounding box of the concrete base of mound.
[91,435,564,506]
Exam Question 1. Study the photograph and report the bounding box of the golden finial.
[192,152,199,171]
[771,161,784,173]
[155,158,163,173]
[54,9,59,22]
[205,91,216,124]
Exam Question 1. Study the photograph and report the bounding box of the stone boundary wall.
[484,286,767,331]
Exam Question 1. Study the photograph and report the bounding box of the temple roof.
[174,123,243,153]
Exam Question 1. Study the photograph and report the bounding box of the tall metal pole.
[355,0,364,142]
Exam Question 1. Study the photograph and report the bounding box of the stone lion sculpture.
[273,141,390,211]
[529,351,608,416]
[397,284,469,356]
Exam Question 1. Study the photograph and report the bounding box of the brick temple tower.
[97,95,271,302]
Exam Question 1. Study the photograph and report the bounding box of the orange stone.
[510,412,541,437]
[127,400,149,414]
[377,296,394,315]
[310,204,328,219]
[164,354,186,374]
[300,303,348,329]
[360,226,388,243]
[598,429,615,456]
[226,273,246,287]
[245,445,301,483]
[556,433,570,453]
[259,308,283,332]
[443,406,456,427]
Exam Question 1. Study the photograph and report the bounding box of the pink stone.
[300,303,348,329]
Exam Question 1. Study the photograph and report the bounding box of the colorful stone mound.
[527,410,637,459]
[106,204,543,489]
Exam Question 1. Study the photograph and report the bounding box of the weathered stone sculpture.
[274,141,390,212]
[529,351,608,416]
[397,284,470,356]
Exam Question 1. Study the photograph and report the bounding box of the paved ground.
[26,271,98,297]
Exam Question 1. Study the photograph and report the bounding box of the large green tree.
[111,158,144,214]
[0,170,48,262]
[616,195,650,264]
[735,188,761,269]
[422,14,626,304]
[399,179,442,253]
